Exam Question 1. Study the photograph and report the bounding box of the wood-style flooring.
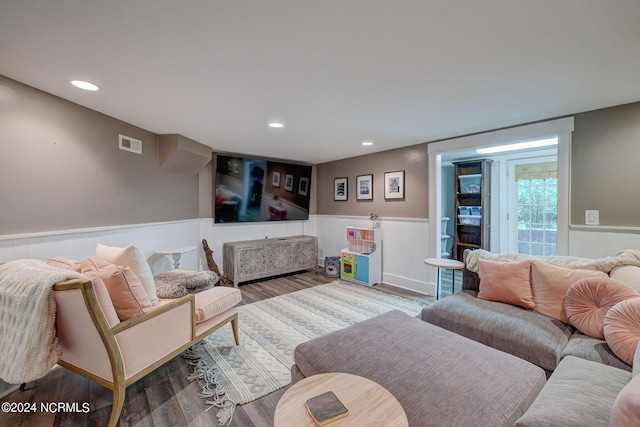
[0,271,433,427]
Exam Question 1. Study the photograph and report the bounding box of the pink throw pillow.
[604,298,640,366]
[477,259,534,309]
[46,256,80,271]
[610,374,640,427]
[564,277,639,339]
[78,257,153,321]
[530,261,608,323]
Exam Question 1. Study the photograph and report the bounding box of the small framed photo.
[272,171,281,188]
[232,161,239,174]
[384,170,405,200]
[298,177,309,196]
[334,177,348,201]
[356,174,373,200]
[284,174,294,192]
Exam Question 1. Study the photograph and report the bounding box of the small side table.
[424,258,464,300]
[156,246,197,269]
[274,372,408,427]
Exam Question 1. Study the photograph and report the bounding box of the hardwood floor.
[1,271,433,427]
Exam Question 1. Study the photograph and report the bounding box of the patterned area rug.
[183,280,429,425]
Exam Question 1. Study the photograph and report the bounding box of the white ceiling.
[1,1,639,164]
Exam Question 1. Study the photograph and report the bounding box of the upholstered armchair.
[53,276,241,427]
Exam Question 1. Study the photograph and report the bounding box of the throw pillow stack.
[47,244,159,322]
[476,258,640,366]
[47,243,199,322]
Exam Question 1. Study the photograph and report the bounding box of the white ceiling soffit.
[0,1,639,164]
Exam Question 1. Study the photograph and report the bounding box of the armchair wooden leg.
[108,382,126,427]
[231,316,240,346]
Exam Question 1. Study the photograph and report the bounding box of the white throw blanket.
[465,249,640,273]
[0,259,83,384]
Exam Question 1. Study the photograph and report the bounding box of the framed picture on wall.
[356,174,373,200]
[232,161,239,174]
[284,174,294,191]
[384,170,405,200]
[298,177,309,196]
[272,171,281,188]
[334,177,348,201]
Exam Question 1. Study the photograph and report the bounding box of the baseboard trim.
[382,272,434,296]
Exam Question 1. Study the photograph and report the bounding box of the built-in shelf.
[453,159,492,261]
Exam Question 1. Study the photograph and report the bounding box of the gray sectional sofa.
[291,250,640,426]
[421,265,631,375]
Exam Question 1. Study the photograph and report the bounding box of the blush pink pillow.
[78,257,153,321]
[478,259,534,309]
[530,261,608,323]
[46,256,80,271]
[610,374,640,427]
[564,277,639,339]
[604,298,640,366]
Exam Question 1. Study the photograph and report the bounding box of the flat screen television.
[214,155,312,223]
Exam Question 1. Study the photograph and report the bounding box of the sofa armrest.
[462,249,480,291]
[113,295,195,380]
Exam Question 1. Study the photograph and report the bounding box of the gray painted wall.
[0,76,200,235]
[571,102,640,226]
[2,73,638,233]
[316,144,428,218]
[317,101,640,228]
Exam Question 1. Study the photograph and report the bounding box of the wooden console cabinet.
[223,235,318,287]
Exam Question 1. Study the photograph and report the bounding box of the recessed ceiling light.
[476,137,557,154]
[268,122,284,129]
[71,80,100,91]
[361,141,374,146]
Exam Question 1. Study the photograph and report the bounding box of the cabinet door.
[341,253,355,279]
[355,255,369,283]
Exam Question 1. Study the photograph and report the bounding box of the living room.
[1,1,640,426]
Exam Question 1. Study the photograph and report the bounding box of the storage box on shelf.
[340,226,381,286]
[440,216,450,258]
[441,234,450,258]
[458,173,482,194]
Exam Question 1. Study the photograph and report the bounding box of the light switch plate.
[585,210,599,225]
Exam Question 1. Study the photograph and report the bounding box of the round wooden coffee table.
[274,372,408,427]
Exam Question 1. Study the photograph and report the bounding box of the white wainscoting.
[0,220,203,274]
[569,226,640,258]
[1,215,437,295]
[315,215,433,296]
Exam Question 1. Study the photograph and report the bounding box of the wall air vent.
[119,134,142,154]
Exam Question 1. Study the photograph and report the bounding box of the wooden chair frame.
[53,278,239,427]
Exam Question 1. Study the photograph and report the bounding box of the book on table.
[304,391,349,426]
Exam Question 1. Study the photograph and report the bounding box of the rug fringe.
[183,345,237,426]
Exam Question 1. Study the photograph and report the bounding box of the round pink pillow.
[564,277,639,339]
[604,298,640,366]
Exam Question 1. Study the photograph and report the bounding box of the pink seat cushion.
[477,259,534,309]
[564,277,639,339]
[193,286,242,323]
[604,298,640,366]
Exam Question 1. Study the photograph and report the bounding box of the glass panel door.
[507,157,558,255]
